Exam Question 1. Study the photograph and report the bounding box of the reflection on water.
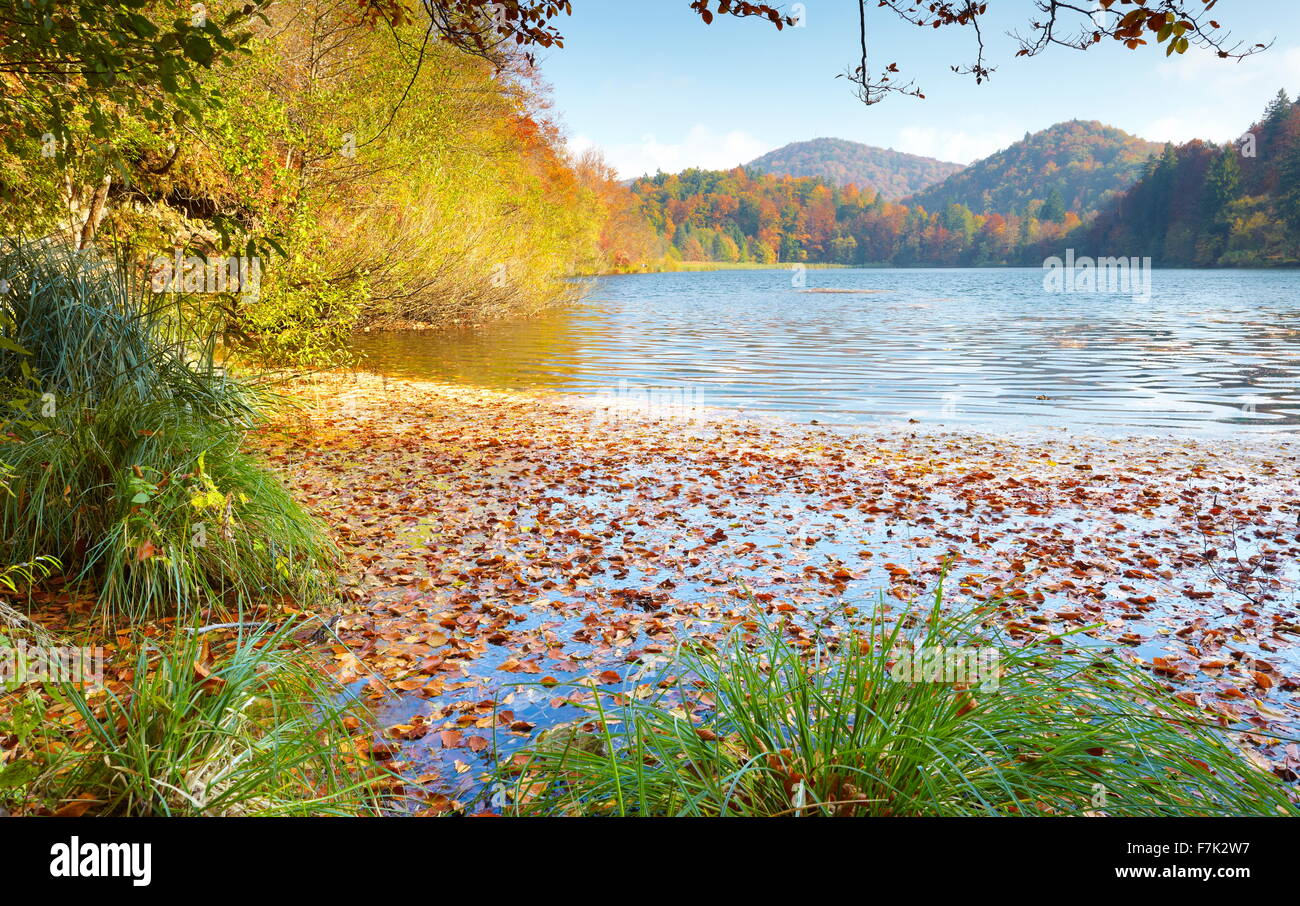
[351,267,1300,435]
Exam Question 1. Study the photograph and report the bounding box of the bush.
[0,239,333,621]
[236,209,368,368]
[500,590,1299,817]
[24,620,378,816]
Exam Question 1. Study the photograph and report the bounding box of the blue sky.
[537,1,1298,177]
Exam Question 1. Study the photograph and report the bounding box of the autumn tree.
[0,0,272,246]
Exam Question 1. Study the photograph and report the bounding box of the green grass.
[27,619,379,816]
[499,589,1298,817]
[0,239,333,621]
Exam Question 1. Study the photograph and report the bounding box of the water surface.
[352,268,1300,435]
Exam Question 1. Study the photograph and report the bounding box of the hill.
[1060,90,1300,266]
[746,137,963,200]
[906,120,1162,218]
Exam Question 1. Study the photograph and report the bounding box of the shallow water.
[352,267,1300,435]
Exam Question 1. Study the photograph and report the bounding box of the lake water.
[351,267,1300,435]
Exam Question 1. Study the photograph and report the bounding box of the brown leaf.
[54,795,98,818]
[193,637,226,693]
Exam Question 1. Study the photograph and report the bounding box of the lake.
[351,267,1300,435]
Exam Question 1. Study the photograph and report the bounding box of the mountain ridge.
[905,120,1163,218]
[745,137,964,200]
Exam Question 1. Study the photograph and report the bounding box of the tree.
[1201,145,1241,250]
[1039,188,1067,224]
[1280,138,1300,240]
[0,0,270,245]
[1261,88,1294,156]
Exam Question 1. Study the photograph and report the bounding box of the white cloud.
[1142,113,1242,146]
[893,126,1020,165]
[1158,43,1300,91]
[569,125,770,180]
[1144,44,1300,144]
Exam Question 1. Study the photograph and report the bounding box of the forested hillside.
[1065,91,1300,266]
[746,138,963,199]
[907,121,1162,219]
[632,100,1300,269]
[630,166,1073,266]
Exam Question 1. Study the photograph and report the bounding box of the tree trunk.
[77,173,112,249]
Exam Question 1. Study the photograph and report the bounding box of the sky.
[535,1,1300,178]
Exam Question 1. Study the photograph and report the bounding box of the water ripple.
[352,267,1300,435]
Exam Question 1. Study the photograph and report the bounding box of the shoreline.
[304,366,1300,452]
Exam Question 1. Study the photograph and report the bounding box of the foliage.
[0,239,333,621]
[237,210,368,368]
[0,0,270,246]
[747,138,963,200]
[1063,91,1300,266]
[0,0,267,154]
[908,121,1162,217]
[20,620,378,816]
[501,593,1298,817]
[633,164,1038,267]
[198,5,651,337]
[1,3,659,361]
[633,102,1300,270]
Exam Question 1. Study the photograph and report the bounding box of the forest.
[1076,90,1300,266]
[630,101,1300,269]
[0,0,658,363]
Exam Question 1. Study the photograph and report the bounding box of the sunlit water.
[351,268,1300,435]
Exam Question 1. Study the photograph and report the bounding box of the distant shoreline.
[574,260,852,277]
[575,261,1300,278]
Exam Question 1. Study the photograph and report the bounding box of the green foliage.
[908,120,1163,217]
[501,592,1297,817]
[237,211,367,368]
[0,688,52,803]
[0,0,267,155]
[25,621,378,816]
[0,1,269,243]
[1039,187,1067,223]
[1075,90,1300,266]
[0,239,333,621]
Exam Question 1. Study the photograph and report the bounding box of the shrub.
[28,620,378,817]
[500,591,1298,817]
[0,239,333,621]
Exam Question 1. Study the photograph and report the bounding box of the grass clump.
[19,620,378,816]
[500,591,1298,817]
[0,239,333,621]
